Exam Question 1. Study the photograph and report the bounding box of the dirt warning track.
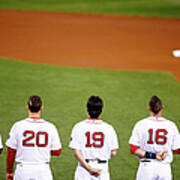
[0,10,180,80]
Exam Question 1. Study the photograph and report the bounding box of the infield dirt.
[0,10,180,80]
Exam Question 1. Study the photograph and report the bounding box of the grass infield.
[0,58,180,179]
[0,0,180,18]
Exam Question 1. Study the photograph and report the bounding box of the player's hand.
[6,173,14,180]
[156,151,167,161]
[89,167,101,177]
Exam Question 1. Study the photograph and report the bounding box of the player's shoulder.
[102,120,114,128]
[163,118,178,128]
[72,119,104,128]
[73,120,86,128]
[134,117,147,125]
[15,118,55,127]
[97,120,117,132]
[149,116,177,127]
[142,116,177,127]
[41,119,58,129]
[7,119,27,132]
[11,119,27,127]
[132,117,149,129]
[72,119,115,129]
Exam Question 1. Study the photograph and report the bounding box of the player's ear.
[162,105,164,110]
[147,107,151,111]
[40,106,43,111]
[27,106,29,111]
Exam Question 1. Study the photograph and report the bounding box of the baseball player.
[129,96,180,180]
[69,96,119,180]
[6,95,62,180]
[0,134,3,154]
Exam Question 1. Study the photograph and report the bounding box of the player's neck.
[150,111,162,117]
[29,112,41,119]
[88,117,100,120]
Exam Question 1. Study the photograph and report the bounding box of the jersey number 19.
[85,132,104,148]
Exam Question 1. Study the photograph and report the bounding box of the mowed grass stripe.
[0,58,180,179]
[0,0,180,17]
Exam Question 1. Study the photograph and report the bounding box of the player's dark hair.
[27,95,42,113]
[87,96,103,118]
[149,96,162,115]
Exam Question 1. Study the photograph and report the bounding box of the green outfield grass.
[0,0,180,17]
[0,58,180,180]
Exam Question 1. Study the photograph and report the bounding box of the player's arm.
[0,135,3,154]
[173,149,180,154]
[0,148,3,154]
[111,149,118,157]
[129,144,167,160]
[110,126,119,157]
[73,149,101,177]
[50,125,62,156]
[171,126,180,154]
[5,123,19,180]
[51,148,62,156]
[6,147,16,180]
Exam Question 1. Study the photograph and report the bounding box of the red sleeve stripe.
[7,147,16,173]
[51,149,62,156]
[173,149,180,154]
[130,144,140,154]
[0,149,3,154]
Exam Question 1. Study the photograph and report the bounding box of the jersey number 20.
[85,132,104,148]
[23,130,48,147]
[147,129,168,145]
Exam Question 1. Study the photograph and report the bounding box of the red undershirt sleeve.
[130,144,140,154]
[51,148,62,156]
[7,147,16,173]
[0,149,3,154]
[173,149,180,154]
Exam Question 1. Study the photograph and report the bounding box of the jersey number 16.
[147,129,168,145]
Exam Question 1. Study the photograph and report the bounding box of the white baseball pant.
[75,160,110,180]
[136,161,172,180]
[14,163,53,180]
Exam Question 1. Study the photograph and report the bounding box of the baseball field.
[0,0,180,179]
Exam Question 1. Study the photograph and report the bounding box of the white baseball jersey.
[6,118,61,163]
[129,116,180,163]
[0,134,3,149]
[69,118,119,160]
